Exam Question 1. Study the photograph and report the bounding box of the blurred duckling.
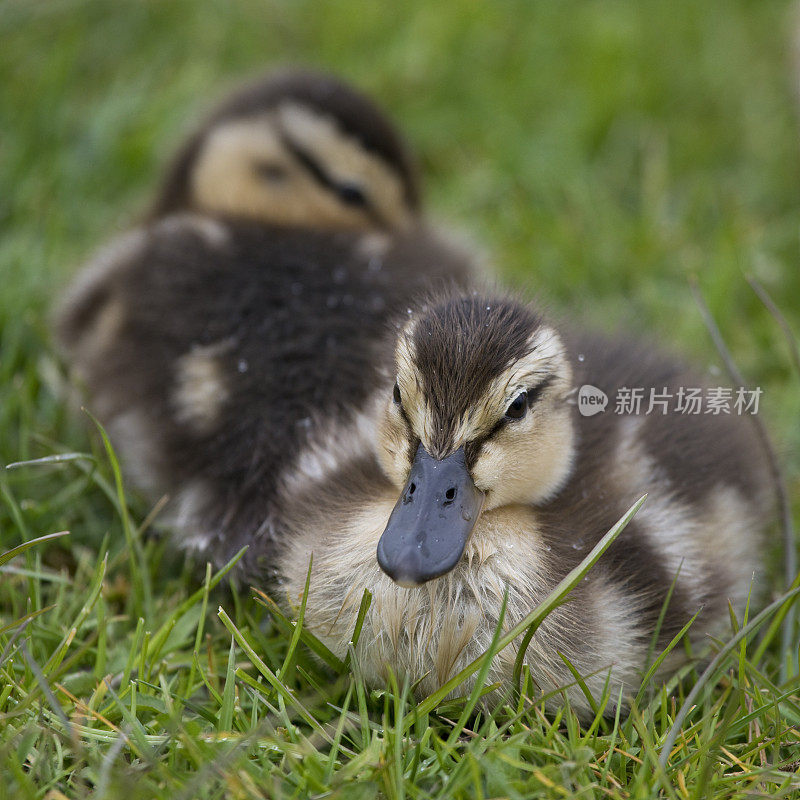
[55,69,476,562]
[150,68,420,230]
[275,293,772,717]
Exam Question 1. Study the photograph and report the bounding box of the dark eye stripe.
[278,132,372,207]
[279,133,337,188]
[483,416,510,444]
[473,374,555,453]
[276,125,393,229]
[337,182,368,206]
[525,375,553,407]
[254,160,288,182]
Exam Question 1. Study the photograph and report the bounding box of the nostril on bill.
[403,482,417,504]
[443,486,457,505]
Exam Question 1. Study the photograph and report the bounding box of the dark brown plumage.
[56,67,477,572]
[546,328,771,642]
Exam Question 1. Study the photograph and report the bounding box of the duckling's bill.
[377,443,485,587]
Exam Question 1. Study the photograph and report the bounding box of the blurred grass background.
[1,1,800,795]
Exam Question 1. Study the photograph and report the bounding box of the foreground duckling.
[275,294,772,716]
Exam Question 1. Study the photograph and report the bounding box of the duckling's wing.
[544,329,772,652]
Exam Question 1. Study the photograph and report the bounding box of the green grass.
[1,0,800,796]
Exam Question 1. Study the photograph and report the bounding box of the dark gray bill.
[377,443,485,587]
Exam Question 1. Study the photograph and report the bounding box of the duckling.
[274,293,773,717]
[149,68,421,231]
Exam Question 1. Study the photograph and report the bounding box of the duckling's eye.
[255,160,288,182]
[336,181,368,207]
[505,391,528,420]
[393,382,402,405]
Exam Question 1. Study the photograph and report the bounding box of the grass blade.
[278,555,312,683]
[5,452,95,469]
[219,637,237,732]
[253,590,345,673]
[0,531,69,567]
[0,605,55,637]
[217,606,340,748]
[635,609,701,708]
[445,590,509,746]
[147,546,247,659]
[343,589,372,669]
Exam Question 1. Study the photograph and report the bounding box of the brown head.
[151,69,420,230]
[376,294,576,586]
